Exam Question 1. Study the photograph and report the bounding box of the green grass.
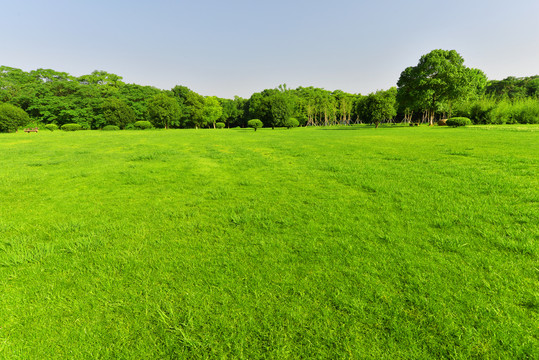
[1,125,538,359]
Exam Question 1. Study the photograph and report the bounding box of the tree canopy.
[397,49,487,124]
[0,52,537,132]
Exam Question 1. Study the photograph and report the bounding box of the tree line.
[1,49,538,132]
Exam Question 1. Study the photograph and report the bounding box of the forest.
[0,50,538,132]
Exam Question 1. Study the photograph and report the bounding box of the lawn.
[0,125,538,359]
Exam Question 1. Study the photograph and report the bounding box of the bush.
[61,123,82,131]
[284,117,299,129]
[133,121,153,130]
[102,125,120,131]
[514,101,539,124]
[45,124,59,131]
[446,117,472,127]
[437,119,447,126]
[247,119,263,131]
[469,101,494,124]
[215,122,226,129]
[0,103,30,133]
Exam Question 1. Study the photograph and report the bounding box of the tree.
[147,93,181,129]
[283,117,299,129]
[101,98,136,129]
[247,119,263,131]
[172,85,204,128]
[356,88,397,128]
[0,103,30,132]
[202,96,223,128]
[397,49,487,125]
[268,92,292,129]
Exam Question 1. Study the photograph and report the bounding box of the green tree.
[203,96,223,128]
[0,103,30,132]
[147,93,181,129]
[269,92,292,129]
[172,85,205,128]
[357,88,397,128]
[101,98,136,129]
[247,119,263,131]
[397,49,487,125]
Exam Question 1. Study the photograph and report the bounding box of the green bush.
[247,119,263,131]
[215,122,226,129]
[61,123,82,131]
[45,124,59,131]
[134,120,153,130]
[102,125,120,131]
[284,117,299,129]
[469,101,494,124]
[0,103,30,133]
[514,101,539,124]
[446,117,472,127]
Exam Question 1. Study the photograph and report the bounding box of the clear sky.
[2,0,538,98]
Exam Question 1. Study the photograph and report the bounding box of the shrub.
[284,117,299,129]
[45,124,59,131]
[215,122,226,129]
[61,123,82,131]
[0,103,30,133]
[437,119,447,126]
[102,125,120,131]
[247,119,263,131]
[513,100,539,124]
[446,117,472,127]
[133,121,153,130]
[469,101,495,124]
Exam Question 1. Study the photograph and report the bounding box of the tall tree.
[101,98,136,129]
[356,88,397,128]
[202,96,223,128]
[147,93,181,129]
[172,85,204,128]
[397,49,487,125]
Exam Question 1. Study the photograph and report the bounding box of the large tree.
[147,93,181,129]
[356,88,397,128]
[397,49,487,125]
[101,98,136,129]
[202,96,223,128]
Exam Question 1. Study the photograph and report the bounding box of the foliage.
[147,93,181,129]
[397,49,487,124]
[0,103,30,132]
[202,96,223,128]
[102,125,120,131]
[486,75,539,99]
[215,122,226,129]
[453,97,539,124]
[45,123,59,131]
[446,117,472,127]
[284,117,299,129]
[101,98,136,129]
[133,120,153,130]
[61,123,83,131]
[0,64,536,130]
[172,85,204,128]
[356,88,397,127]
[247,119,263,131]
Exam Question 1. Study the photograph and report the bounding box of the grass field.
[0,125,538,359]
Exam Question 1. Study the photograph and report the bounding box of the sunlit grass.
[0,125,538,358]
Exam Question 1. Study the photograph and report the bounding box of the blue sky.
[2,0,538,98]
